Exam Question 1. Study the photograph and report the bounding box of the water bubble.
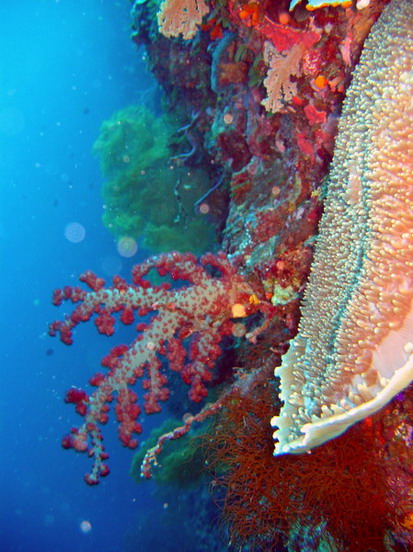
[199,203,210,215]
[79,520,92,534]
[64,222,86,243]
[231,322,247,338]
[117,236,137,258]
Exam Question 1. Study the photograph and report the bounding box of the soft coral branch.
[50,251,264,484]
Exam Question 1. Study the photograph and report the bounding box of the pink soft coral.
[50,251,262,484]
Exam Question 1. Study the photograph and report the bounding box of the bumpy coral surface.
[272,0,413,455]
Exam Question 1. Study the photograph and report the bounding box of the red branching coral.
[49,251,264,484]
[205,364,412,551]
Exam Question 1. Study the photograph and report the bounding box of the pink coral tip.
[84,473,99,486]
[99,464,110,478]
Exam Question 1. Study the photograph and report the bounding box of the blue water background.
[0,2,175,550]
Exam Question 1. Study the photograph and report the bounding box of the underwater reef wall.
[129,0,413,547]
[50,0,413,550]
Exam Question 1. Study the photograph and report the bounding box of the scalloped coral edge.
[271,352,413,455]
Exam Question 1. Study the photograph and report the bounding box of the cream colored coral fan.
[157,0,209,40]
[272,0,413,455]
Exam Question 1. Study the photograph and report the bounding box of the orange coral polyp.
[314,74,327,88]
[238,2,260,26]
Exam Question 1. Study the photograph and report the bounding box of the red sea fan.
[205,364,410,551]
